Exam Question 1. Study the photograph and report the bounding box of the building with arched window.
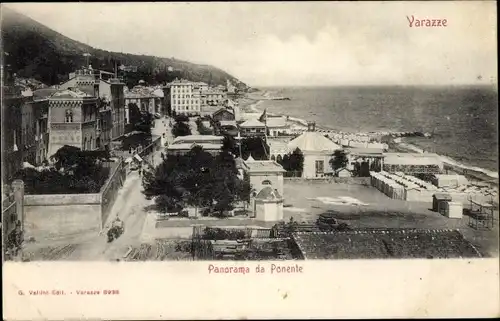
[240,155,285,219]
[47,89,99,156]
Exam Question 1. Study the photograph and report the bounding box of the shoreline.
[239,90,499,184]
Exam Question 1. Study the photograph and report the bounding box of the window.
[65,109,73,122]
[262,180,272,185]
[315,160,324,175]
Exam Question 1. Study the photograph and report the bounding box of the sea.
[254,85,498,177]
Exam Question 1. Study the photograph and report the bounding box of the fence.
[283,171,303,178]
[100,160,127,226]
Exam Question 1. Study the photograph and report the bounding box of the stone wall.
[23,161,127,240]
[100,161,126,225]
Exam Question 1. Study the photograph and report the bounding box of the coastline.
[238,89,499,184]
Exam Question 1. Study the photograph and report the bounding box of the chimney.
[307,121,316,132]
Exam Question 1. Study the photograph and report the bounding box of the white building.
[169,80,201,116]
[286,122,341,178]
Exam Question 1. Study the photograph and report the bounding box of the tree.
[221,134,237,155]
[288,148,304,172]
[171,121,192,137]
[128,103,142,127]
[329,150,349,174]
[174,114,189,123]
[240,137,269,160]
[142,146,250,217]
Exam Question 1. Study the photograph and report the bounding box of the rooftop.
[293,229,481,260]
[255,187,283,201]
[50,88,93,99]
[173,135,224,144]
[239,119,266,128]
[167,142,222,151]
[33,88,59,100]
[384,153,442,166]
[288,131,341,153]
[244,159,285,173]
[219,120,237,127]
[347,147,385,156]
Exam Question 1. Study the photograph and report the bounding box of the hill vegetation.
[1,7,249,90]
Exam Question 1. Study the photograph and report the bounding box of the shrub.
[174,114,189,123]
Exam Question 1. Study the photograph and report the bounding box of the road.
[76,118,171,260]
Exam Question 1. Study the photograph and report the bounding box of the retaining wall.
[23,160,127,240]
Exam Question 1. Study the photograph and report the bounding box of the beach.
[236,87,499,186]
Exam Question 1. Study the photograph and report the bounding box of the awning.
[134,154,143,162]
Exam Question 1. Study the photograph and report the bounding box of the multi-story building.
[60,66,126,147]
[21,96,49,165]
[165,79,202,116]
[124,86,162,122]
[201,88,226,106]
[2,86,24,183]
[47,89,99,156]
[100,78,126,142]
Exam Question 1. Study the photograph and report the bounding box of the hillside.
[1,7,249,90]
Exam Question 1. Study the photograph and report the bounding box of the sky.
[4,2,498,87]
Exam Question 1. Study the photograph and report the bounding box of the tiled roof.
[347,148,385,156]
[33,88,59,100]
[255,187,283,200]
[173,135,223,144]
[244,160,285,173]
[239,119,265,128]
[293,229,481,260]
[288,131,341,153]
[219,120,237,127]
[384,153,442,166]
[50,88,93,99]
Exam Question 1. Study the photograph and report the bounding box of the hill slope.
[1,7,249,90]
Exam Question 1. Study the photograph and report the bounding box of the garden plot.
[309,196,369,206]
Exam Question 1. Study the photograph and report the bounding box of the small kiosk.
[432,193,452,214]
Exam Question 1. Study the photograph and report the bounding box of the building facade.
[2,86,24,183]
[239,119,266,137]
[60,66,126,147]
[25,98,50,165]
[166,80,202,116]
[47,89,99,157]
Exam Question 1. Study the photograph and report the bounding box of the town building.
[124,86,161,121]
[239,119,266,137]
[47,88,99,156]
[241,156,285,220]
[345,147,385,173]
[254,187,284,222]
[2,86,24,183]
[286,122,341,178]
[166,142,221,156]
[202,88,226,106]
[383,152,443,174]
[59,66,126,145]
[21,96,50,165]
[212,108,235,122]
[164,79,202,116]
[265,116,290,137]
